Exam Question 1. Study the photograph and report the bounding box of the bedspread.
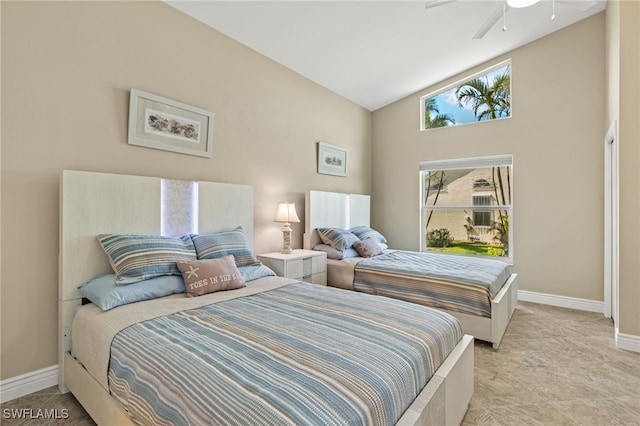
[107,281,462,426]
[354,251,512,318]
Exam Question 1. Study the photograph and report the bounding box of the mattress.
[73,277,462,426]
[349,250,512,318]
[327,257,362,290]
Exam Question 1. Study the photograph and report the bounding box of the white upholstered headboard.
[58,170,254,389]
[303,190,371,249]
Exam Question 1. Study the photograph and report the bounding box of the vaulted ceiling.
[166,1,606,111]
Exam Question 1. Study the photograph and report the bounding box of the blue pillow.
[191,226,261,267]
[312,244,359,260]
[78,274,186,311]
[238,264,277,282]
[98,234,197,285]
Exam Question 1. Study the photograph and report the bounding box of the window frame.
[419,154,513,264]
[420,59,512,131]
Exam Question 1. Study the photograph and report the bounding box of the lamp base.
[281,226,293,254]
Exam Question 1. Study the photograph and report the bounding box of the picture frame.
[128,89,214,158]
[317,141,347,177]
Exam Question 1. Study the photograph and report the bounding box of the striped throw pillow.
[316,228,360,252]
[98,234,197,285]
[191,226,261,267]
[350,226,388,244]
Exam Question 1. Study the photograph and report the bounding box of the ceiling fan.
[424,0,598,39]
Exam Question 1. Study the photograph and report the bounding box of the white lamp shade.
[507,0,540,7]
[275,202,300,223]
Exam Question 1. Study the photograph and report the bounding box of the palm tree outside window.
[420,60,511,131]
[420,155,513,261]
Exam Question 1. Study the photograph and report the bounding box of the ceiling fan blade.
[555,1,598,12]
[424,0,458,10]
[473,4,510,40]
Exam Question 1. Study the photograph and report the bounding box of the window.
[472,195,493,227]
[473,179,491,188]
[420,155,513,261]
[420,60,511,131]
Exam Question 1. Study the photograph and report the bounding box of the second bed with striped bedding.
[354,250,512,318]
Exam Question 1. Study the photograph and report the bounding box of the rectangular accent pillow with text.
[177,255,246,297]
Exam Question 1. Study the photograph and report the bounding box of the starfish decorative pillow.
[177,255,246,297]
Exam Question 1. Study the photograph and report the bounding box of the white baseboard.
[0,365,58,404]
[616,331,640,353]
[518,290,640,353]
[518,290,604,313]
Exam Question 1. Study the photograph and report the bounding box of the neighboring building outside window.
[420,155,513,262]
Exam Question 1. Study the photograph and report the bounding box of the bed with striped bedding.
[354,250,512,318]
[106,281,463,426]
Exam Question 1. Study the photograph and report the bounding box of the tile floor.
[462,302,640,425]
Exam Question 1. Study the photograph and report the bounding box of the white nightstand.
[258,249,327,285]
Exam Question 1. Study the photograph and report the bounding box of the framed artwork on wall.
[317,142,347,177]
[128,89,214,158]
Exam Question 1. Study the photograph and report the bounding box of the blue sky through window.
[422,62,511,129]
[432,86,478,124]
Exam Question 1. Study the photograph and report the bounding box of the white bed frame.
[304,190,518,349]
[59,170,474,426]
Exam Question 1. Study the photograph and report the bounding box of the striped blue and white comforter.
[354,251,512,318]
[107,281,462,426]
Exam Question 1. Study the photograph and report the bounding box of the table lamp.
[275,202,300,254]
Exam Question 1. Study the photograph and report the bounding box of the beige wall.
[606,0,640,337]
[2,0,638,384]
[0,1,371,380]
[372,14,606,302]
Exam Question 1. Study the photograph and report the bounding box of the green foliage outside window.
[422,61,511,130]
[427,228,452,248]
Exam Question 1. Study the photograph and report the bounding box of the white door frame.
[604,120,618,324]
